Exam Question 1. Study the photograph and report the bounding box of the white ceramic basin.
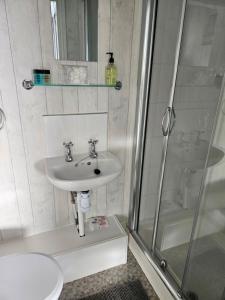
[45,151,122,191]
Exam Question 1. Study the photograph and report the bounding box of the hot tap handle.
[88,139,98,145]
[63,141,74,148]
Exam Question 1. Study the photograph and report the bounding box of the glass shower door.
[153,0,225,290]
[181,3,225,293]
[137,0,185,254]
[182,124,225,300]
[182,126,225,300]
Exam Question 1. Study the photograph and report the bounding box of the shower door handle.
[161,106,176,136]
[169,106,176,134]
[162,107,170,136]
[0,108,6,130]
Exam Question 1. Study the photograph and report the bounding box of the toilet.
[0,253,63,300]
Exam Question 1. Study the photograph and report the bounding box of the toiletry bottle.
[105,52,117,85]
[33,69,51,85]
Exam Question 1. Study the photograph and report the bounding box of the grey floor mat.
[79,280,149,300]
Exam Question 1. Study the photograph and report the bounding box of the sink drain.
[94,168,101,175]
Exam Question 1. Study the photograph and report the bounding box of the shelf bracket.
[115,81,122,90]
[22,80,34,90]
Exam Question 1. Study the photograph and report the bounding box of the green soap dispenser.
[105,52,117,85]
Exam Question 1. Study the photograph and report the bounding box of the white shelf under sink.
[0,216,128,283]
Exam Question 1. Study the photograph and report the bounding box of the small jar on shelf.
[33,69,51,85]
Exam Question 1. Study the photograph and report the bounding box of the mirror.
[50,0,98,62]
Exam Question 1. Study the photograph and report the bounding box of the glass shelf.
[22,80,122,90]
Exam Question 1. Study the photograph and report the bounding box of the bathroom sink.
[45,151,122,191]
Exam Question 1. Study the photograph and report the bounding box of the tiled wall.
[0,0,136,240]
[139,0,225,223]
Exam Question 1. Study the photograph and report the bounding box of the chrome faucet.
[63,141,74,162]
[88,139,98,158]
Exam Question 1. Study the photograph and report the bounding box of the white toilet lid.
[0,253,63,300]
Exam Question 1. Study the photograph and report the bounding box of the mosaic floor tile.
[60,250,159,300]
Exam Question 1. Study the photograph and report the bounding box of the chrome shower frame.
[128,0,225,298]
[128,0,187,298]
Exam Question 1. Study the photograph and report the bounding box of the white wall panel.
[5,0,56,235]
[107,0,135,215]
[43,113,107,157]
[0,0,34,238]
[0,0,136,241]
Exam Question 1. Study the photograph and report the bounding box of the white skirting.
[129,233,174,300]
[0,216,128,283]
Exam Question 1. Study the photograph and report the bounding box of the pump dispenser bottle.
[105,52,117,85]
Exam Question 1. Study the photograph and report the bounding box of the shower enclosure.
[129,0,225,299]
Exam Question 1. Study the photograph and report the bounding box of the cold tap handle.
[63,141,73,147]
